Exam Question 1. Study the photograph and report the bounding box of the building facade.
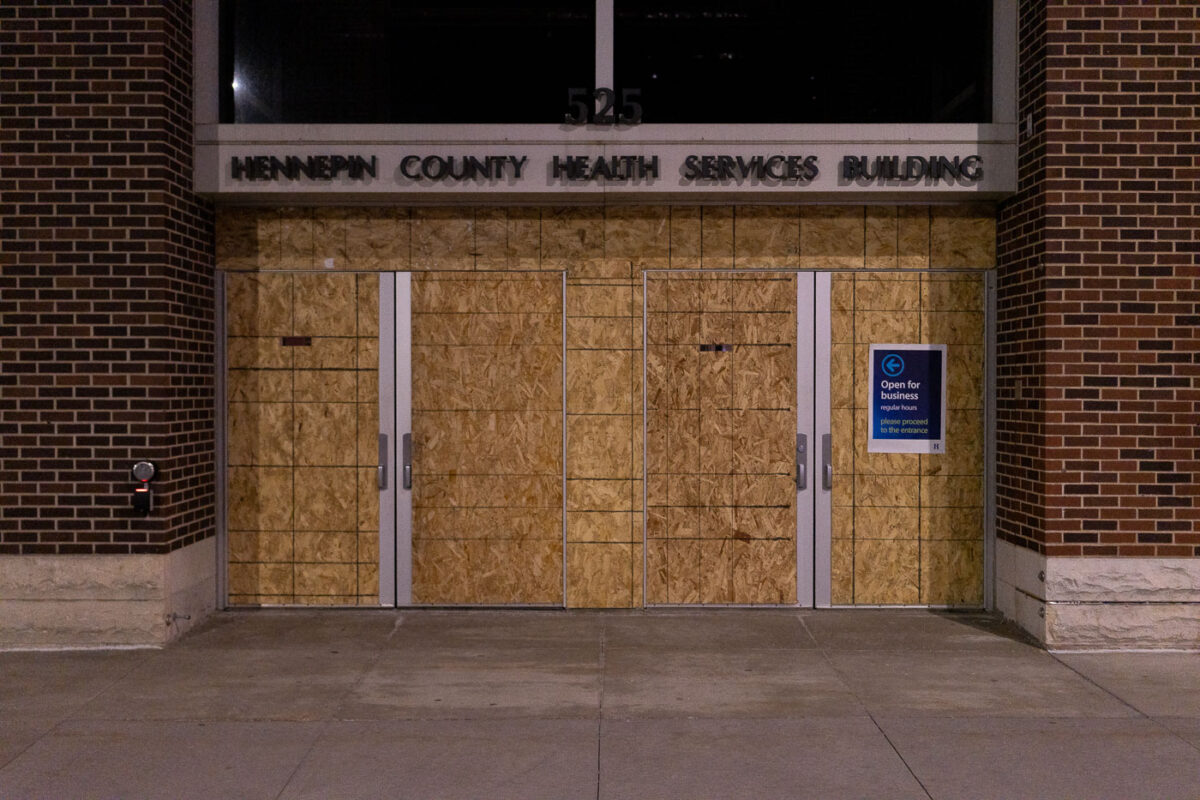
[1,0,1196,648]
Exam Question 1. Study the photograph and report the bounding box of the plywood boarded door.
[645,272,802,605]
[827,271,986,606]
[407,272,565,605]
[225,271,381,606]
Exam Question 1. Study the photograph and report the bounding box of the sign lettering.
[227,154,985,187]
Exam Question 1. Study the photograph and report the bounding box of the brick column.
[996,0,1199,646]
[0,1,215,643]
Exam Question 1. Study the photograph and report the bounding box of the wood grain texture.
[413,540,563,605]
[733,206,799,268]
[567,542,637,607]
[930,204,996,268]
[279,208,314,270]
[226,272,378,606]
[800,206,864,269]
[829,271,986,606]
[853,539,920,604]
[226,273,291,336]
[645,273,797,605]
[411,207,474,270]
[346,207,410,270]
[220,205,991,609]
[411,273,564,605]
[921,540,984,605]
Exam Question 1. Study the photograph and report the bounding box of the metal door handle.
[821,433,833,490]
[377,434,387,490]
[402,432,412,490]
[795,433,807,490]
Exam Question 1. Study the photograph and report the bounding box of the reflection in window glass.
[614,1,992,123]
[221,1,593,124]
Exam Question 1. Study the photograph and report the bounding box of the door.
[380,271,566,606]
[643,271,829,606]
[224,271,384,606]
[825,271,987,607]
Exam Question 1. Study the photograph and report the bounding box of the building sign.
[196,126,1017,198]
[226,152,981,187]
[868,344,947,454]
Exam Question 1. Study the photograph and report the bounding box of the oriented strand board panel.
[217,204,995,610]
[411,273,564,605]
[645,272,798,605]
[830,272,986,606]
[564,260,643,607]
[226,273,380,605]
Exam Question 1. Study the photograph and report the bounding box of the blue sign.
[868,344,947,454]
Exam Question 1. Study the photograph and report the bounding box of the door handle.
[377,434,388,490]
[402,432,412,491]
[821,433,833,490]
[795,433,807,490]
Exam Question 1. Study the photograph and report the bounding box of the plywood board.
[226,272,377,605]
[411,207,474,269]
[829,271,986,606]
[410,272,564,605]
[218,206,991,609]
[413,540,563,605]
[799,206,863,269]
[645,273,797,606]
[930,205,996,267]
[733,206,799,268]
[567,542,636,607]
[414,345,562,411]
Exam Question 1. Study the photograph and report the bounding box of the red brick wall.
[996,0,1052,555]
[0,1,216,555]
[997,0,1200,558]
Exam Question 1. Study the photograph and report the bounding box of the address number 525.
[564,87,643,125]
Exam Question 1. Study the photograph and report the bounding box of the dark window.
[220,1,594,123]
[613,1,992,123]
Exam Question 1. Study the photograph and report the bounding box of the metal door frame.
[378,272,409,605]
[811,272,833,607]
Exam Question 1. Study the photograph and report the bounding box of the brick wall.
[0,1,216,555]
[996,0,1051,555]
[996,0,1200,558]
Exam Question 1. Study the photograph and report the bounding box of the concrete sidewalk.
[1,609,1198,799]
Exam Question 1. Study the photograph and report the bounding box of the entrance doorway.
[643,271,831,606]
[223,268,987,610]
[379,272,567,606]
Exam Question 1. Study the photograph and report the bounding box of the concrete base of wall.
[995,539,1200,650]
[0,538,217,648]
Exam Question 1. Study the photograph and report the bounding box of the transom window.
[220,0,993,124]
